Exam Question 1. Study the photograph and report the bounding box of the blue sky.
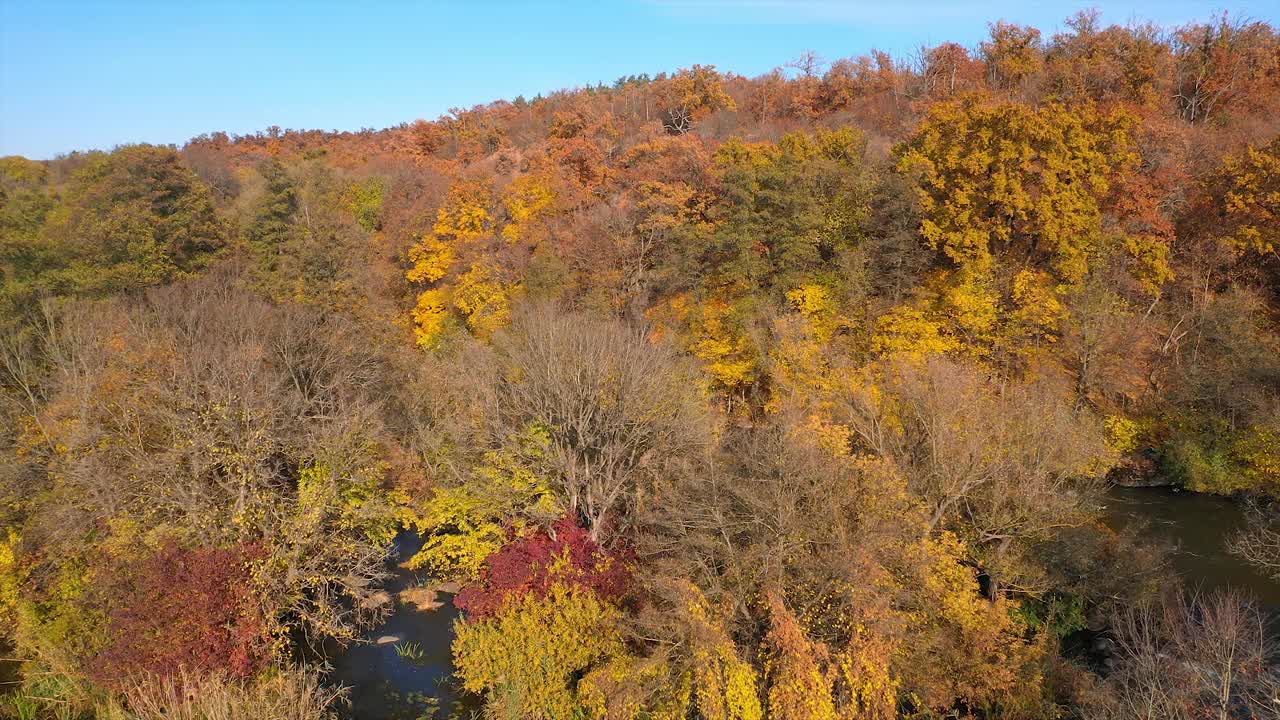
[2,1,1276,159]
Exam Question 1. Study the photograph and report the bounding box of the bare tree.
[21,270,400,647]
[1088,590,1279,720]
[839,357,1109,593]
[1176,589,1275,720]
[1172,16,1278,123]
[1101,599,1194,720]
[491,303,710,542]
[1229,501,1280,581]
[786,51,827,78]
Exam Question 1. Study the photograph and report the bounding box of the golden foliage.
[408,431,560,582]
[1009,269,1065,347]
[666,64,738,121]
[405,233,455,284]
[452,261,519,339]
[502,173,557,243]
[786,284,843,343]
[905,533,1046,709]
[0,529,22,635]
[410,287,452,347]
[656,293,759,395]
[453,584,625,719]
[896,97,1136,284]
[1215,137,1279,256]
[981,22,1044,89]
[765,592,839,720]
[872,305,959,360]
[580,653,693,720]
[405,179,522,345]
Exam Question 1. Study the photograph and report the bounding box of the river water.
[1103,485,1280,606]
[329,532,476,720]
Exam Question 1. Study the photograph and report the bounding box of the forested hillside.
[3,11,1280,719]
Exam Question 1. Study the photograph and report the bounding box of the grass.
[5,694,41,720]
[110,666,347,720]
[393,641,426,663]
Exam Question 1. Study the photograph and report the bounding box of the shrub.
[455,515,631,621]
[89,544,267,687]
[1164,436,1243,494]
[453,584,625,719]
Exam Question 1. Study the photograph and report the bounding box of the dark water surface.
[1104,485,1280,607]
[330,532,476,720]
[0,643,18,694]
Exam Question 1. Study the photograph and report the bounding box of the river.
[1103,485,1280,606]
[328,531,477,720]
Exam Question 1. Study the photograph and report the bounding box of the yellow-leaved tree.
[785,284,844,343]
[1211,136,1279,256]
[902,532,1047,711]
[501,173,557,244]
[452,584,625,719]
[663,64,737,133]
[683,584,765,720]
[764,591,839,720]
[408,428,561,582]
[405,179,536,347]
[652,293,761,400]
[896,97,1136,283]
[893,97,1139,361]
[0,529,22,637]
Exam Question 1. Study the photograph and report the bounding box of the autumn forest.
[3,10,1280,720]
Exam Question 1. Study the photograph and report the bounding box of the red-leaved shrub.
[455,515,631,620]
[90,543,267,686]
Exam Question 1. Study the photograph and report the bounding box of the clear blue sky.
[2,1,1275,159]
